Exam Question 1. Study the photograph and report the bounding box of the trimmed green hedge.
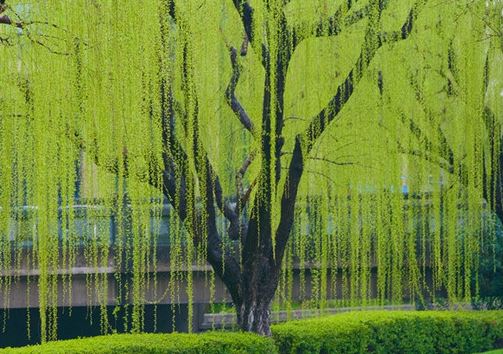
[1,311,502,353]
[0,332,277,354]
[271,311,503,354]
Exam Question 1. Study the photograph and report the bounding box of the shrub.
[2,311,502,353]
[0,332,277,354]
[271,311,503,354]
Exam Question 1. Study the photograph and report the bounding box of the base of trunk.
[237,301,272,336]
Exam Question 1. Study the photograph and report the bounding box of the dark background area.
[0,304,188,348]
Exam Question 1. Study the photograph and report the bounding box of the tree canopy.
[0,0,502,340]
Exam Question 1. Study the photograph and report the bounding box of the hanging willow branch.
[275,0,426,262]
[1,0,500,340]
[291,0,390,48]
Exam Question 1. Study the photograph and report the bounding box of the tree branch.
[231,0,271,67]
[200,162,242,305]
[236,149,256,204]
[0,14,22,28]
[408,72,455,166]
[231,0,255,46]
[182,74,243,304]
[303,5,421,153]
[291,0,390,49]
[274,0,426,263]
[162,82,242,242]
[240,177,257,207]
[225,46,255,136]
[0,8,71,55]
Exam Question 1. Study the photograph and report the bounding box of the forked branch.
[291,0,391,50]
[275,0,427,263]
[225,46,255,136]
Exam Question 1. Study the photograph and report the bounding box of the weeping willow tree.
[0,0,502,339]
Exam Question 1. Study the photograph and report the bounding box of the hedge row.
[271,311,503,354]
[1,311,502,353]
[0,332,276,354]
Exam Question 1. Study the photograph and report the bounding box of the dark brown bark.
[237,296,273,335]
[237,253,278,335]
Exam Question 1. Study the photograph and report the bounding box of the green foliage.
[0,332,277,354]
[0,0,502,340]
[473,219,503,309]
[271,311,503,354]
[2,311,503,353]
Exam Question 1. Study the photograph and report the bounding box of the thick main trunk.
[236,252,279,336]
[237,298,273,336]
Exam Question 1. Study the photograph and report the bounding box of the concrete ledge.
[199,304,416,330]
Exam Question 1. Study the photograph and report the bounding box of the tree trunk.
[237,297,273,336]
[236,253,279,336]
